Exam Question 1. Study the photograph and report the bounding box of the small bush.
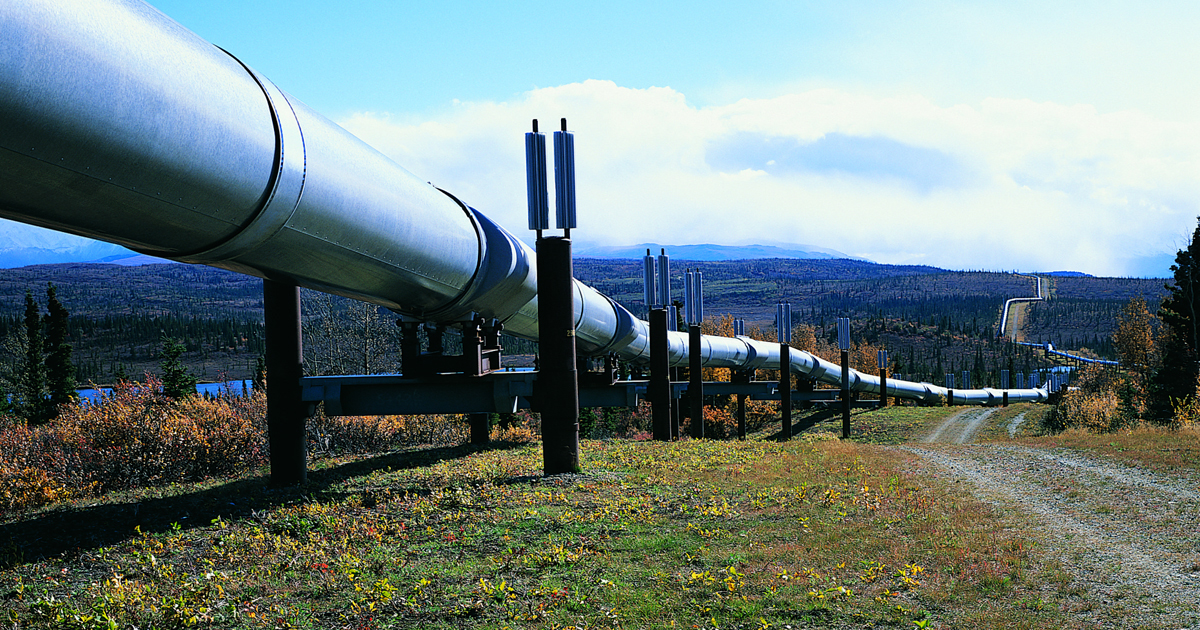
[1048,365,1142,433]
[308,411,471,454]
[0,377,267,515]
[1054,388,1123,433]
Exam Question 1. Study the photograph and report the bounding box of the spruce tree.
[159,336,196,399]
[18,290,47,422]
[44,283,76,411]
[252,355,266,394]
[1153,217,1200,422]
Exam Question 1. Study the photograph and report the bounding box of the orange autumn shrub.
[308,410,474,454]
[308,408,546,452]
[0,377,267,515]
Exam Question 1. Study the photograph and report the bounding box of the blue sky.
[7,0,1200,276]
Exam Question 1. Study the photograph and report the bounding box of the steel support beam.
[879,366,889,408]
[469,412,490,444]
[537,237,580,474]
[670,366,681,439]
[780,343,793,440]
[840,350,851,439]
[264,279,306,486]
[649,308,671,441]
[688,324,704,438]
[734,368,750,441]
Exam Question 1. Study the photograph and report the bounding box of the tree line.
[0,284,211,423]
[1057,217,1200,430]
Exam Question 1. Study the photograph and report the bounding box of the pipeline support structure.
[0,0,1052,480]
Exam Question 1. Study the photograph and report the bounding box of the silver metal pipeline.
[998,273,1044,341]
[0,0,1046,406]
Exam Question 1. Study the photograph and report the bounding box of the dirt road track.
[922,408,997,444]
[902,412,1200,628]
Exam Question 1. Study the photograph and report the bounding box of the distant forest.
[575,257,1166,386]
[0,259,1168,387]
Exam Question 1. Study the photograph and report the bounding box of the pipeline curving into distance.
[1017,343,1120,368]
[998,273,1044,341]
[0,0,1047,406]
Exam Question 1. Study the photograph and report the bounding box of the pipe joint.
[174,60,306,264]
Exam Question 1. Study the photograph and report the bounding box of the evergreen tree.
[18,290,48,422]
[44,283,76,411]
[252,355,267,395]
[159,336,196,398]
[1153,218,1200,422]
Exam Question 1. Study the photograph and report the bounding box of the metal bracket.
[399,316,503,377]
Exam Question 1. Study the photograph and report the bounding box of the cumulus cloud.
[340,80,1200,277]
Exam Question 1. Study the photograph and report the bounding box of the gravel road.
[900,412,1200,628]
[921,408,998,444]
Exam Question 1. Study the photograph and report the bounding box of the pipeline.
[1017,342,1120,367]
[0,0,1046,406]
[998,273,1044,341]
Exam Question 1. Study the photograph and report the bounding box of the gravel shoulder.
[901,411,1200,628]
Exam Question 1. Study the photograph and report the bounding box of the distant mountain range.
[0,220,130,268]
[0,219,182,268]
[0,217,1119,277]
[573,242,862,261]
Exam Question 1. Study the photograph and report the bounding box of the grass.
[0,422,1073,629]
[1018,426,1200,474]
[976,404,1053,441]
[786,402,960,444]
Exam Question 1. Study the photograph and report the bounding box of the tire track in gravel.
[923,408,997,444]
[1006,411,1029,437]
[902,411,1200,627]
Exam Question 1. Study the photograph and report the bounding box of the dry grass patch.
[1019,425,1200,474]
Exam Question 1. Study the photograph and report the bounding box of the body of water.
[76,380,255,404]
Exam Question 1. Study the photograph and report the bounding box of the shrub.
[1054,388,1123,433]
[308,410,471,455]
[1048,365,1140,433]
[0,377,267,515]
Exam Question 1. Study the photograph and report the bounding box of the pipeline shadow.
[0,440,525,568]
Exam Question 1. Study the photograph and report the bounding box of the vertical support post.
[264,279,306,486]
[399,321,420,375]
[947,389,954,406]
[470,413,490,444]
[649,308,671,441]
[733,368,749,441]
[670,366,681,439]
[877,349,888,408]
[840,349,851,439]
[1002,391,1009,407]
[462,317,483,376]
[737,392,747,440]
[537,236,580,475]
[427,324,444,354]
[688,324,704,438]
[879,365,889,408]
[780,343,792,440]
[835,316,851,438]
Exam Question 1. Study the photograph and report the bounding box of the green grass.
[786,403,959,444]
[0,434,1072,629]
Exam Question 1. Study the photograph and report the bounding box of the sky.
[9,0,1200,277]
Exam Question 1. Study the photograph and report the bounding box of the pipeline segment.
[998,273,1044,341]
[0,0,1047,406]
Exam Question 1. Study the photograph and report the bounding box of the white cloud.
[340,80,1200,277]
